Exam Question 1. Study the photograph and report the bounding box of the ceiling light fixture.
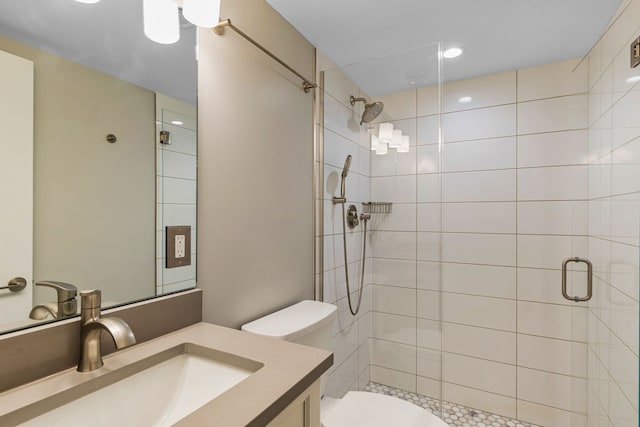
[74,0,100,3]
[142,0,220,45]
[374,123,410,155]
[143,0,180,44]
[182,0,220,28]
[626,75,640,84]
[442,46,464,59]
[171,120,184,125]
[378,123,394,143]
[458,96,472,103]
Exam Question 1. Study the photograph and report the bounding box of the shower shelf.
[362,202,392,214]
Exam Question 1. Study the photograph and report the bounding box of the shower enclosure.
[317,6,639,425]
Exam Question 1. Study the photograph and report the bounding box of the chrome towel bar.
[213,18,317,93]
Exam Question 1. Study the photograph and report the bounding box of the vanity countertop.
[0,322,333,426]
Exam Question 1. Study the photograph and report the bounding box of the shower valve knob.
[347,204,359,228]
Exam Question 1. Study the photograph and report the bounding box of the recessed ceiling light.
[74,0,100,3]
[458,96,472,103]
[442,46,464,59]
[171,120,184,125]
[407,74,427,86]
[626,75,640,84]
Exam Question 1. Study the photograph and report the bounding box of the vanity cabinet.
[267,380,321,427]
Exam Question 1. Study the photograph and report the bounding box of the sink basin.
[16,343,263,426]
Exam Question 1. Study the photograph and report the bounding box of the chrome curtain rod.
[213,19,318,93]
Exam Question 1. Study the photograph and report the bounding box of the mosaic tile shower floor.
[363,382,541,427]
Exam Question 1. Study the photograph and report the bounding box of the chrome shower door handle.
[561,257,593,302]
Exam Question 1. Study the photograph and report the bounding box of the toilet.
[241,300,448,427]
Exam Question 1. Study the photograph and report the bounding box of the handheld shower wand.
[333,155,351,204]
[331,155,368,316]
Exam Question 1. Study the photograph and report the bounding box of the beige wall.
[0,35,156,306]
[197,0,315,328]
[0,50,33,324]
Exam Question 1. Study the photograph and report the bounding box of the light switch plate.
[166,225,191,268]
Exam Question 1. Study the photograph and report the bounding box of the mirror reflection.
[0,0,197,333]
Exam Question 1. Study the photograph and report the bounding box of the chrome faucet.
[29,281,78,320]
[77,290,136,372]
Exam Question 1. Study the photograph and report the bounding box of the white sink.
[18,343,263,426]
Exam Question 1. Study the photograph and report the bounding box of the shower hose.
[339,202,368,316]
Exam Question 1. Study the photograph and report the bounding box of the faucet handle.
[35,281,77,302]
[80,289,102,310]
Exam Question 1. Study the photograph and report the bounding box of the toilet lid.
[322,392,448,427]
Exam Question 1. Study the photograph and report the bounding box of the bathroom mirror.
[0,0,197,334]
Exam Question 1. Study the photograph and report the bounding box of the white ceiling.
[0,1,623,100]
[0,0,197,105]
[266,0,622,95]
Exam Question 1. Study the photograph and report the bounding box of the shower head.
[361,101,384,124]
[350,95,384,125]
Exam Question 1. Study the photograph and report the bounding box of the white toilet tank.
[241,300,336,351]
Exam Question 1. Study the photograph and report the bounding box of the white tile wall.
[376,89,417,121]
[517,166,589,201]
[367,56,597,426]
[518,301,587,342]
[517,58,588,102]
[443,383,517,419]
[517,95,588,135]
[442,263,516,299]
[372,285,416,316]
[321,69,373,399]
[156,99,197,294]
[586,2,640,426]
[449,201,517,233]
[517,334,587,377]
[370,338,417,374]
[517,130,588,168]
[443,293,516,332]
[416,115,440,146]
[371,312,416,345]
[517,201,588,235]
[442,170,516,202]
[517,367,587,413]
[442,137,516,172]
[324,22,638,424]
[443,323,516,364]
[372,258,416,287]
[443,105,516,142]
[417,319,442,350]
[443,353,516,397]
[417,347,442,380]
[443,71,516,113]
[442,233,516,266]
[517,400,587,427]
